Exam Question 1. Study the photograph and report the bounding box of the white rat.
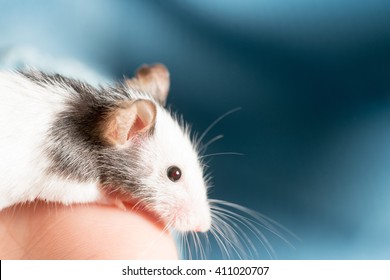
[0,64,211,233]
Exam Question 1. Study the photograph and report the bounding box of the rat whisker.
[174,231,184,259]
[210,199,298,259]
[210,214,245,259]
[193,231,203,260]
[211,200,287,235]
[204,229,211,253]
[212,212,255,259]
[203,232,212,259]
[212,210,257,257]
[199,152,244,160]
[176,231,191,260]
[183,199,299,260]
[209,225,232,259]
[196,107,241,147]
[179,230,209,260]
[197,232,208,260]
[211,206,275,258]
[199,134,224,154]
[210,215,240,259]
[190,232,197,259]
[211,199,298,247]
[186,233,193,260]
[180,233,186,259]
[192,232,200,259]
[178,204,283,260]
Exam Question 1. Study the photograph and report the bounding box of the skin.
[0,201,179,259]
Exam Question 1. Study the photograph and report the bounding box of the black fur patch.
[23,71,154,194]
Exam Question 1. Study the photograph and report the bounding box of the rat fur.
[0,64,211,232]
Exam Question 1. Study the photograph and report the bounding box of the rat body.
[0,64,211,232]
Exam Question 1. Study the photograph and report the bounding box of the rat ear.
[125,63,170,106]
[101,99,157,146]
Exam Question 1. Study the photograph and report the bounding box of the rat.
[0,63,211,233]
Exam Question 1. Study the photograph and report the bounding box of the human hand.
[0,201,178,259]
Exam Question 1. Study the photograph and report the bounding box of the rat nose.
[194,207,211,232]
[194,221,211,232]
[195,226,203,232]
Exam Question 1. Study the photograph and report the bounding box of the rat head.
[99,64,211,232]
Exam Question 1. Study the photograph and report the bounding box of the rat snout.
[194,205,211,232]
[195,222,210,233]
[171,199,211,232]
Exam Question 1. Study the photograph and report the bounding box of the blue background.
[1,0,390,259]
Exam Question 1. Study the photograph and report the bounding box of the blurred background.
[1,0,390,259]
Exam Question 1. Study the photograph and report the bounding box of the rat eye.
[167,166,182,182]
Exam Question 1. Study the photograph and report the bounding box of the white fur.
[0,72,102,210]
[139,107,211,232]
[0,71,211,233]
